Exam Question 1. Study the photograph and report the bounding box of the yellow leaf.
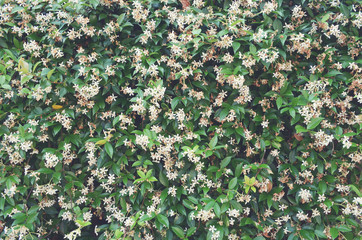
[105,134,113,141]
[244,176,250,184]
[250,177,256,185]
[95,139,107,146]
[18,58,29,74]
[52,104,63,110]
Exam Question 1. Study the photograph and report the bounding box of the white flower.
[353,197,362,205]
[261,120,269,128]
[168,186,177,197]
[299,189,312,203]
[209,225,216,233]
[296,210,308,221]
[341,136,352,149]
[135,134,149,150]
[318,194,326,202]
[44,152,59,168]
[270,149,279,157]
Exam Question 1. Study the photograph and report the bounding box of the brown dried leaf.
[180,0,190,9]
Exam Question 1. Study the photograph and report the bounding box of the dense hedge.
[0,0,361,239]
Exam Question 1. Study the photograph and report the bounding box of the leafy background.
[0,0,361,239]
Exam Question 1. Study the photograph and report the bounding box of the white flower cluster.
[23,40,42,57]
[62,143,76,165]
[85,141,97,166]
[304,79,328,94]
[182,148,201,164]
[44,152,59,168]
[341,136,352,149]
[131,97,146,115]
[144,85,166,104]
[135,134,149,150]
[299,188,313,203]
[74,82,100,103]
[313,130,334,148]
[50,47,64,58]
[54,112,72,131]
[195,209,215,222]
[257,48,279,63]
[253,28,267,43]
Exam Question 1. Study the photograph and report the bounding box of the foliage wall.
[0,0,361,239]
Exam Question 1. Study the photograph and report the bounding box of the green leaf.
[217,29,228,37]
[220,156,231,168]
[182,199,194,209]
[321,13,330,23]
[209,135,218,149]
[229,177,237,189]
[245,186,250,193]
[89,0,100,8]
[273,19,282,33]
[315,229,327,238]
[307,117,324,130]
[249,44,256,54]
[276,97,283,109]
[95,139,107,146]
[300,230,314,240]
[53,124,62,136]
[253,237,266,240]
[349,184,362,197]
[53,172,61,183]
[204,200,215,210]
[171,226,185,238]
[295,125,308,133]
[0,198,4,211]
[75,220,92,227]
[159,171,169,187]
[38,168,54,174]
[214,203,221,217]
[337,225,351,232]
[145,170,153,178]
[47,69,55,80]
[187,227,197,237]
[105,142,113,158]
[235,163,243,177]
[137,170,146,178]
[330,228,339,239]
[325,70,341,77]
[340,4,350,17]
[319,181,327,194]
[139,213,154,223]
[156,214,169,228]
[115,229,123,238]
[177,204,186,216]
[219,108,229,121]
[171,97,179,110]
[232,42,241,53]
[192,29,201,35]
[289,108,296,118]
[12,213,27,225]
[148,176,158,182]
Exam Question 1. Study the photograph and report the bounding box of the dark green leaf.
[105,142,113,158]
[171,226,185,238]
[156,214,169,228]
[300,230,314,240]
[276,97,283,109]
[187,227,197,237]
[307,117,324,130]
